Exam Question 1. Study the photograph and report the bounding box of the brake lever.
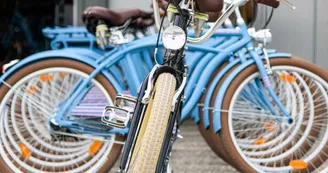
[280,0,296,10]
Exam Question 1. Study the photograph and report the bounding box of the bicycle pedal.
[115,94,137,112]
[101,105,132,129]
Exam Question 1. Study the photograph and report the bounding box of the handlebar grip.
[256,0,280,8]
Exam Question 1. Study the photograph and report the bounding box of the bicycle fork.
[117,65,187,173]
[249,47,294,125]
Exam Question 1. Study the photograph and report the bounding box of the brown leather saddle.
[83,6,154,34]
[158,0,223,13]
[157,0,223,22]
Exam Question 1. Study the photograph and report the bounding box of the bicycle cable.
[172,0,184,14]
[156,0,188,67]
[154,0,171,64]
[262,7,274,29]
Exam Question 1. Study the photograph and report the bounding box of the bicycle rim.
[0,64,121,172]
[227,65,328,172]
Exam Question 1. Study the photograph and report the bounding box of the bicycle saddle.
[157,0,223,12]
[156,0,222,22]
[83,6,154,34]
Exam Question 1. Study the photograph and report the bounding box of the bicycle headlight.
[162,26,186,50]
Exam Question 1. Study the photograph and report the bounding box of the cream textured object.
[129,73,176,173]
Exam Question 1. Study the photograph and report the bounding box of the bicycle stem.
[152,0,246,44]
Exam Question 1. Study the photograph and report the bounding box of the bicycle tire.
[129,73,176,173]
[0,59,124,173]
[219,57,328,172]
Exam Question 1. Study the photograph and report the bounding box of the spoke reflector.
[253,137,266,145]
[59,72,66,78]
[89,140,103,156]
[280,74,296,83]
[39,75,54,82]
[290,160,307,169]
[19,143,31,159]
[27,86,37,94]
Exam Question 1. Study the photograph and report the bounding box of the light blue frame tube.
[1,25,293,136]
[181,24,252,121]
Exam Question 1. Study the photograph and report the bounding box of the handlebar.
[152,0,282,44]
[152,0,245,44]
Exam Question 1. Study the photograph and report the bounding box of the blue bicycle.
[0,0,327,172]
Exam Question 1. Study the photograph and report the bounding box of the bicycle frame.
[0,11,292,137]
[186,23,293,132]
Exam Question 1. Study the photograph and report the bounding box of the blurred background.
[0,1,326,172]
[0,0,327,71]
[74,0,328,70]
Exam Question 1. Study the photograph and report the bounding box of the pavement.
[111,119,239,173]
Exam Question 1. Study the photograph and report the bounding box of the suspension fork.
[248,47,294,124]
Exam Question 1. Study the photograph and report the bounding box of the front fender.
[58,48,103,60]
[0,49,123,94]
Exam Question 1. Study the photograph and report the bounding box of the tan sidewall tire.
[129,73,176,173]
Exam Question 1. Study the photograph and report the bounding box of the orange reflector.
[253,137,266,145]
[290,160,307,169]
[39,75,54,82]
[89,140,103,156]
[19,143,31,159]
[59,72,66,78]
[27,86,37,94]
[280,74,296,83]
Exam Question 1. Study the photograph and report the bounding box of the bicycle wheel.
[0,59,124,173]
[129,73,176,173]
[218,57,328,172]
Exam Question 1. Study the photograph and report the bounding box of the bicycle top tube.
[96,25,245,63]
[51,16,255,136]
[52,21,248,117]
[56,33,249,130]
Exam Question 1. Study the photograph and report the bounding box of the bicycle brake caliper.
[171,66,188,112]
[142,64,160,104]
